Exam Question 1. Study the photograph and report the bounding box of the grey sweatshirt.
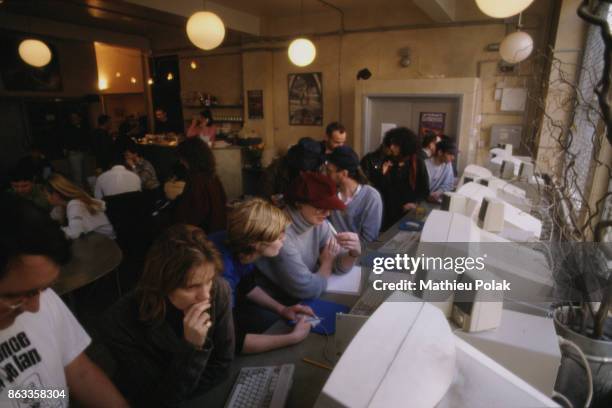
[329,184,383,243]
[255,207,349,299]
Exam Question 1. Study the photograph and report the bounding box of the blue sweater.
[208,231,254,307]
[425,158,455,194]
[329,184,383,243]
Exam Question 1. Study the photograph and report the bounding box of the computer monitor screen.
[441,193,452,211]
[478,198,489,224]
[479,179,489,187]
[464,176,474,184]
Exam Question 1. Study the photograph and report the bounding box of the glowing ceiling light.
[288,38,316,67]
[475,0,534,18]
[18,39,52,67]
[190,61,198,69]
[186,11,225,51]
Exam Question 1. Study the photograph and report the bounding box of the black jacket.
[100,277,235,407]
[369,157,430,230]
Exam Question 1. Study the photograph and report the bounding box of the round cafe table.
[54,232,123,296]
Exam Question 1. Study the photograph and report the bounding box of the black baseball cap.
[436,139,458,155]
[327,146,359,174]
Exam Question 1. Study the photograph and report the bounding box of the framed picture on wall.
[418,112,446,138]
[288,72,322,126]
[247,90,264,119]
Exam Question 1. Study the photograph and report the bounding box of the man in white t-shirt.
[94,158,141,199]
[0,194,129,407]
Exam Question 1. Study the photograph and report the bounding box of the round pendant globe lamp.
[186,11,225,51]
[475,0,534,18]
[499,31,533,63]
[18,39,52,67]
[288,38,316,67]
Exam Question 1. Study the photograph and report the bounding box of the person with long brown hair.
[45,173,115,239]
[174,138,227,233]
[100,224,234,407]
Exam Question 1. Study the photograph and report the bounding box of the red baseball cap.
[286,172,346,210]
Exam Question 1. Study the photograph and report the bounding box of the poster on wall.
[288,72,323,126]
[418,112,446,138]
[247,90,264,119]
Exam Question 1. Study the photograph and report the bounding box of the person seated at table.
[187,109,216,145]
[0,193,129,407]
[256,172,362,300]
[209,198,313,354]
[258,137,324,204]
[123,142,160,191]
[45,173,115,240]
[94,154,142,199]
[326,146,383,243]
[6,159,50,211]
[174,138,227,233]
[154,107,172,134]
[425,139,458,203]
[419,131,441,160]
[100,224,234,407]
[370,127,429,230]
[164,161,187,201]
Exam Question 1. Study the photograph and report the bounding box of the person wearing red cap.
[255,172,362,300]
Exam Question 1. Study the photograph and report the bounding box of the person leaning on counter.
[187,109,216,145]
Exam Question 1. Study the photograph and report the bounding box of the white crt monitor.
[418,210,554,301]
[315,293,559,408]
[457,182,542,241]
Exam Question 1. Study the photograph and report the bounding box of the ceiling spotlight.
[190,61,198,69]
[130,77,137,84]
[167,72,174,81]
[115,72,121,78]
[18,39,52,67]
[147,78,154,85]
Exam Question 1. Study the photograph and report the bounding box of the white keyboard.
[378,231,420,254]
[225,364,294,408]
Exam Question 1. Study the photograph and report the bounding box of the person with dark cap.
[258,137,324,203]
[369,127,429,230]
[425,139,458,202]
[255,172,361,300]
[326,146,383,243]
